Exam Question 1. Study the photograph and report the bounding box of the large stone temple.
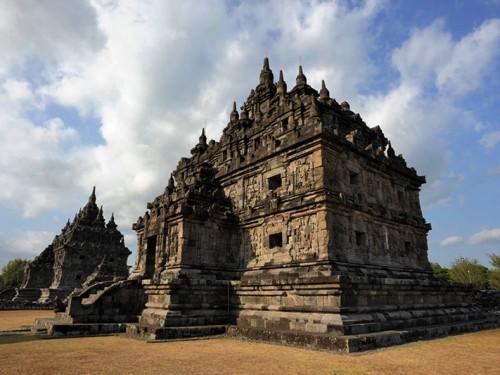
[35,59,499,351]
[1,188,130,307]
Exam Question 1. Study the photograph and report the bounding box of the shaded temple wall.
[322,143,430,270]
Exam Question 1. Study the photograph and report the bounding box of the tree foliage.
[0,259,29,290]
[488,253,500,290]
[489,253,500,269]
[449,257,489,289]
[430,262,450,280]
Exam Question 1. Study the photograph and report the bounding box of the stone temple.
[36,59,499,351]
[1,188,130,307]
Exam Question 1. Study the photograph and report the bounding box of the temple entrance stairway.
[32,278,147,337]
[125,276,234,341]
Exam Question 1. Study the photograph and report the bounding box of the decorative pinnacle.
[319,79,330,101]
[94,205,105,226]
[263,57,270,70]
[199,127,207,145]
[259,57,274,85]
[276,69,287,95]
[89,186,96,204]
[107,212,117,230]
[296,65,307,86]
[230,101,239,123]
[387,141,396,158]
[167,174,175,191]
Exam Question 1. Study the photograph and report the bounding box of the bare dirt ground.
[0,328,498,375]
[0,310,54,331]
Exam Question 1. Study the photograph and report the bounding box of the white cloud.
[480,131,500,150]
[0,0,103,76]
[1,0,383,228]
[11,231,54,255]
[0,80,80,216]
[360,18,500,207]
[440,236,464,247]
[0,1,499,267]
[0,231,54,266]
[469,228,500,245]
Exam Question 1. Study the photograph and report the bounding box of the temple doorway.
[144,235,157,278]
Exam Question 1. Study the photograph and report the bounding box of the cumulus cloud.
[360,18,500,207]
[440,236,464,247]
[0,1,499,266]
[1,0,384,228]
[0,231,54,266]
[0,80,80,216]
[0,0,103,75]
[469,228,500,245]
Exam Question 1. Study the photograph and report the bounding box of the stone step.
[126,323,227,341]
[138,314,230,327]
[228,317,500,353]
[342,310,487,335]
[33,318,127,337]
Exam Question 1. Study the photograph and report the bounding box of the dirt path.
[0,310,53,331]
[0,329,498,375]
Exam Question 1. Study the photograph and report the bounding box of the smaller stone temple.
[2,187,130,307]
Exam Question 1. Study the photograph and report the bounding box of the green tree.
[0,259,29,290]
[489,253,500,268]
[488,253,500,290]
[430,262,450,280]
[449,257,489,289]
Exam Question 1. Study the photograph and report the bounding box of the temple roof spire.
[230,101,239,123]
[89,186,96,204]
[166,174,175,194]
[319,79,330,101]
[94,205,105,227]
[259,57,274,86]
[199,128,207,146]
[106,212,117,230]
[296,65,307,86]
[276,69,287,96]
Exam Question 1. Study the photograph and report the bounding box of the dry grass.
[0,328,498,375]
[0,310,54,331]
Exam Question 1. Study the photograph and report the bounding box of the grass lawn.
[0,327,498,375]
[0,310,54,331]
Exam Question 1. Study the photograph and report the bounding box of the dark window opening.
[357,193,363,204]
[145,235,157,278]
[79,255,85,260]
[355,231,366,246]
[75,274,82,281]
[405,241,411,252]
[281,119,288,131]
[109,257,114,263]
[275,139,281,147]
[269,233,283,248]
[268,174,282,191]
[350,172,360,185]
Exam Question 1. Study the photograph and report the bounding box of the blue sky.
[0,0,499,269]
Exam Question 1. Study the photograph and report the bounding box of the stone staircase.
[126,308,232,341]
[81,283,113,305]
